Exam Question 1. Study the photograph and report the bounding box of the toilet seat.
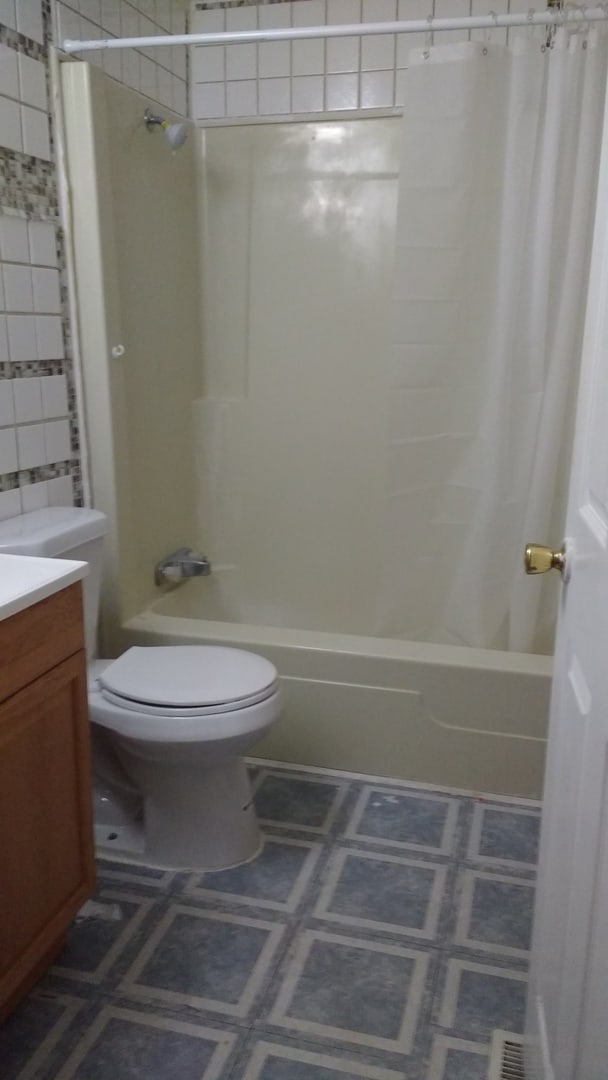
[93,645,280,733]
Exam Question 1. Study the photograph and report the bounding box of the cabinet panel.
[0,583,84,704]
[0,650,94,1008]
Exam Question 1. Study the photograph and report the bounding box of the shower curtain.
[386,27,608,653]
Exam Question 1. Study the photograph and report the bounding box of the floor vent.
[488,1030,526,1080]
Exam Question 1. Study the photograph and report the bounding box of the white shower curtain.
[386,28,608,653]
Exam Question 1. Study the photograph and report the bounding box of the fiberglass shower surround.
[61,6,608,657]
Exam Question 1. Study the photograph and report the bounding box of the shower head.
[144,108,189,151]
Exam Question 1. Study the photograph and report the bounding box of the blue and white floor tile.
[0,764,541,1080]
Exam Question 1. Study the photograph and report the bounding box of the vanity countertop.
[0,554,87,622]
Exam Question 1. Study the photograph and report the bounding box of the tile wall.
[191,0,546,124]
[0,1,188,517]
[53,1,188,117]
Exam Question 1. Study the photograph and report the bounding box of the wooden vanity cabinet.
[0,582,95,1021]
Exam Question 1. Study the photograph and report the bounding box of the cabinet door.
[0,651,94,1003]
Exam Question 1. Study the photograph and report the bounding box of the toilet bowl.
[89,645,281,869]
[0,507,282,872]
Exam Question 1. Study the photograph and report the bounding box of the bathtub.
[116,580,552,798]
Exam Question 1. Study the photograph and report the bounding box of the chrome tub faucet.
[154,548,212,586]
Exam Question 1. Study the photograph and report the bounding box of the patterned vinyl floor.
[1,762,541,1080]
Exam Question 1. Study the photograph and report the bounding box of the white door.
[525,71,608,1080]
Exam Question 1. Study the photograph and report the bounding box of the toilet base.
[113,747,262,871]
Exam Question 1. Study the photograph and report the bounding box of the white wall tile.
[35,316,64,361]
[259,41,290,79]
[327,36,360,73]
[395,67,407,105]
[192,82,225,121]
[0,427,18,473]
[0,317,8,363]
[7,315,37,362]
[226,80,257,118]
[327,72,359,110]
[30,267,61,315]
[226,6,257,31]
[16,0,44,44]
[361,34,395,71]
[172,46,187,80]
[226,44,257,81]
[41,374,68,418]
[3,265,34,312]
[157,67,173,109]
[139,56,158,101]
[16,423,45,470]
[155,0,173,33]
[18,54,47,111]
[13,377,43,423]
[28,221,57,267]
[362,0,396,20]
[434,0,472,45]
[120,3,139,37]
[259,3,291,29]
[79,0,101,26]
[47,474,74,507]
[44,419,72,464]
[0,487,21,519]
[293,39,324,76]
[102,50,124,84]
[292,75,324,113]
[397,0,428,59]
[121,51,141,92]
[102,1,122,38]
[0,1,17,33]
[328,0,361,21]
[0,45,19,100]
[361,69,394,107]
[170,1,186,34]
[293,0,326,26]
[259,78,291,115]
[0,380,15,427]
[21,105,51,160]
[0,273,4,310]
[0,97,22,153]
[192,8,225,34]
[172,78,187,117]
[16,423,45,469]
[54,3,82,46]
[194,46,225,83]
[0,215,29,263]
[20,479,48,512]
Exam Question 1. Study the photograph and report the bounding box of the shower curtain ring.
[423,14,433,59]
[483,10,498,52]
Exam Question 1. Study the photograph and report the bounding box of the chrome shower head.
[144,108,189,151]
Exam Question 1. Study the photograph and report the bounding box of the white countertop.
[0,554,88,622]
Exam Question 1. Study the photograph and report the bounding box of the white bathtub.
[116,580,552,798]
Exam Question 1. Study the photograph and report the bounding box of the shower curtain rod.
[62,6,608,53]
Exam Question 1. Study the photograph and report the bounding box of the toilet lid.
[98,646,278,712]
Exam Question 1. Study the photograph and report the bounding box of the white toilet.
[0,507,281,870]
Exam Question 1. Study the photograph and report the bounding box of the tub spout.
[154,548,212,586]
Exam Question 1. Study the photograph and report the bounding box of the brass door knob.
[524,543,566,576]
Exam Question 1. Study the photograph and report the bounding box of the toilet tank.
[0,507,107,658]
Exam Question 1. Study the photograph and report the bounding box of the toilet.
[0,507,281,870]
